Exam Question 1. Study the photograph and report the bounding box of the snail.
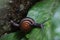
[10,17,43,33]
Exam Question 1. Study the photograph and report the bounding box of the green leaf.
[27,0,60,40]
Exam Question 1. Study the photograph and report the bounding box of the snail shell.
[20,17,35,32]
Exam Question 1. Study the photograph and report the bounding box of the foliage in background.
[0,0,60,40]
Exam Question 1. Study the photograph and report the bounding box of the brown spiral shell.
[20,17,35,32]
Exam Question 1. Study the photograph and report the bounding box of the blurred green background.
[0,0,60,40]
